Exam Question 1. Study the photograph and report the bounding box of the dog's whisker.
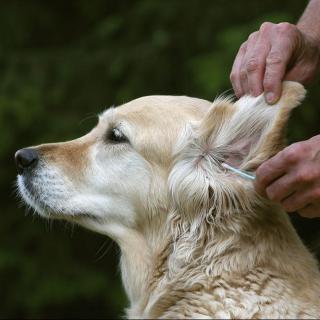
[94,240,113,262]
[78,113,99,126]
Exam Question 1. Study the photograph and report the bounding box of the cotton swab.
[221,163,256,181]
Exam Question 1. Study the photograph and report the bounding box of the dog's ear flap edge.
[198,81,306,170]
[241,81,306,170]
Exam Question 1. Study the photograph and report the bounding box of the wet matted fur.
[17,82,320,318]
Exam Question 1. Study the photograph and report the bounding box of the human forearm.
[297,0,320,44]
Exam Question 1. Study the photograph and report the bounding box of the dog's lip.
[18,177,99,221]
[44,213,96,222]
[17,174,55,213]
[55,211,99,221]
[18,174,101,222]
[17,175,50,217]
[18,174,39,199]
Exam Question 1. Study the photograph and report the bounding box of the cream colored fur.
[17,82,320,318]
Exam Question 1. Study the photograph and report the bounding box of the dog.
[16,81,320,318]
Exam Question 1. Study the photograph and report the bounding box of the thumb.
[284,62,317,84]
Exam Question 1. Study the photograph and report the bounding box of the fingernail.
[265,92,276,104]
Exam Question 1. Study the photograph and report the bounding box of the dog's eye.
[107,128,128,143]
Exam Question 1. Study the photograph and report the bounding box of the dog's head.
[16,82,305,238]
[15,96,210,236]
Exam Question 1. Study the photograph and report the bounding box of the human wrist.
[297,24,320,52]
[294,24,320,79]
[296,0,320,51]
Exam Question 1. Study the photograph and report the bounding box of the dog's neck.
[118,203,317,318]
[111,217,171,317]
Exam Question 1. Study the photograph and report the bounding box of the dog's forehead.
[100,95,210,127]
[98,95,210,165]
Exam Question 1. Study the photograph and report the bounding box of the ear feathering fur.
[165,82,314,295]
[169,81,306,224]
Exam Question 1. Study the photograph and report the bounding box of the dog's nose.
[15,148,39,174]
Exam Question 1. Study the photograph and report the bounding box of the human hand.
[230,22,320,104]
[255,135,320,218]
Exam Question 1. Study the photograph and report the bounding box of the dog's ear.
[169,82,306,219]
[199,81,306,171]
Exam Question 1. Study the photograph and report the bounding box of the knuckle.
[230,72,237,82]
[256,165,270,186]
[266,186,280,202]
[295,169,312,183]
[263,78,273,91]
[277,22,293,33]
[301,141,312,154]
[256,176,267,187]
[246,58,260,73]
[266,51,283,66]
[239,69,247,81]
[283,144,303,163]
[266,188,275,201]
[260,22,273,32]
[239,41,247,53]
[277,22,297,37]
[248,31,258,41]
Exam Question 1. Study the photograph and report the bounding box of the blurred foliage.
[1,0,319,318]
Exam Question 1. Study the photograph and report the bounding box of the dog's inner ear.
[222,135,259,168]
[199,82,306,171]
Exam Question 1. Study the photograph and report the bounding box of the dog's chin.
[16,175,96,222]
[17,174,50,217]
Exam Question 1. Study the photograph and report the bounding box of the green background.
[1,0,319,318]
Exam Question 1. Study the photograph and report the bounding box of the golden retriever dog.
[16,81,320,318]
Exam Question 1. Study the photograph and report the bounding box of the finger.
[298,204,320,219]
[265,171,299,202]
[281,186,320,213]
[255,151,288,193]
[284,61,318,84]
[263,24,295,104]
[230,41,247,97]
[246,31,271,96]
[240,32,259,95]
[264,50,288,104]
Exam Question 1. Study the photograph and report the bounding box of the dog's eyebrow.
[97,108,118,130]
[97,108,131,141]
[98,107,115,121]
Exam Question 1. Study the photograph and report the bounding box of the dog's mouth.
[17,174,51,216]
[17,174,98,221]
